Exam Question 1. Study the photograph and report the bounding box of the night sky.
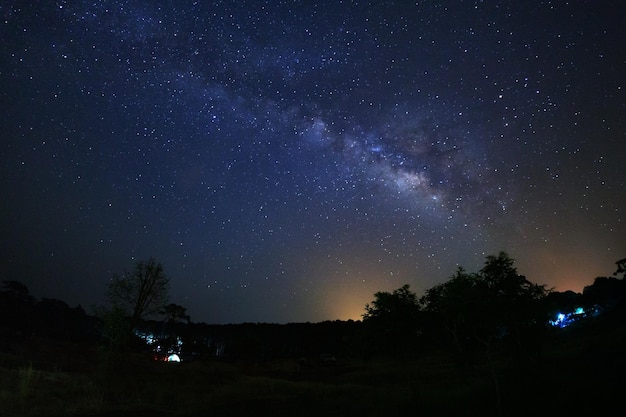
[1,1,624,324]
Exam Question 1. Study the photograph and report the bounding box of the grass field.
[1,317,624,417]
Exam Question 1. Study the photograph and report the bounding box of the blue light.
[549,307,586,328]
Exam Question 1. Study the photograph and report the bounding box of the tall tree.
[107,258,170,326]
[420,267,480,355]
[422,253,548,415]
[477,252,549,347]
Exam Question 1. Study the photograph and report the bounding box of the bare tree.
[107,258,170,326]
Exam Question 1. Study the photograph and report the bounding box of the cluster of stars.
[1,1,623,323]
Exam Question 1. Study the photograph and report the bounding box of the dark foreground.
[1,316,624,417]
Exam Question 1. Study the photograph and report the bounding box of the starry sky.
[1,1,624,324]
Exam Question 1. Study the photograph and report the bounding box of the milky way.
[1,1,624,323]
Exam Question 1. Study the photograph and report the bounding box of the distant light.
[549,307,587,328]
[167,354,181,362]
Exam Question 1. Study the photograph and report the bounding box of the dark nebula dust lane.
[1,1,624,323]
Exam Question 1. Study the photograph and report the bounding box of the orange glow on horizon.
[518,248,616,294]
[310,251,417,322]
[322,289,367,321]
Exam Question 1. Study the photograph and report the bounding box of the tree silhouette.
[421,252,549,415]
[0,280,36,333]
[420,267,480,355]
[1,280,32,300]
[363,284,422,353]
[106,258,170,327]
[363,284,420,321]
[477,252,549,350]
[583,276,626,310]
[160,303,191,324]
[614,258,626,278]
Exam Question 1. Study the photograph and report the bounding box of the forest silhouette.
[1,252,625,416]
